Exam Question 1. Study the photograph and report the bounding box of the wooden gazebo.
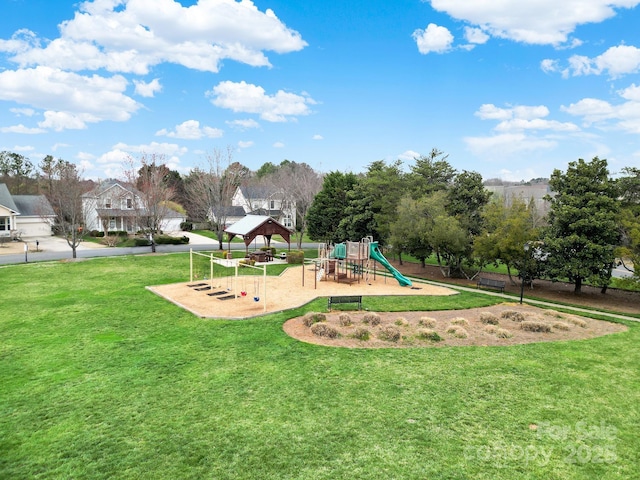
[225,215,292,254]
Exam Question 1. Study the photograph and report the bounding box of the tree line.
[306,149,640,293]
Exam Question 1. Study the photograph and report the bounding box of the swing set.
[189,249,267,312]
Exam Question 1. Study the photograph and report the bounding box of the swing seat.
[241,291,247,297]
[254,296,260,302]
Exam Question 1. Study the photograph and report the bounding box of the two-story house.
[82,180,185,234]
[231,185,296,229]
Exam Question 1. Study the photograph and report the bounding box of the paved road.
[0,234,318,266]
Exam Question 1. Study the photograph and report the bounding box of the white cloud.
[12,145,34,152]
[464,27,489,45]
[209,80,315,122]
[412,23,454,54]
[560,44,640,77]
[0,124,46,134]
[134,78,162,97]
[540,58,560,74]
[111,141,188,157]
[156,120,223,139]
[398,150,422,161]
[562,84,640,133]
[312,134,323,140]
[428,0,640,46]
[227,118,260,130]
[0,0,307,75]
[0,66,139,130]
[238,141,254,149]
[465,133,557,156]
[9,107,35,116]
[273,141,285,148]
[51,143,70,151]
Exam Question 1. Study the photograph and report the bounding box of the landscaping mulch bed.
[283,304,627,349]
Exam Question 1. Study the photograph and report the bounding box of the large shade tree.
[307,171,358,244]
[543,157,620,293]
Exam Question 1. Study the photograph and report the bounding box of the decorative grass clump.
[362,312,381,326]
[352,327,370,341]
[544,310,565,319]
[417,328,443,342]
[338,313,352,326]
[378,325,401,342]
[451,317,468,326]
[495,328,513,339]
[501,310,525,322]
[303,312,326,327]
[310,322,339,338]
[567,317,588,328]
[479,312,499,325]
[446,325,469,338]
[520,321,552,333]
[419,317,437,328]
[553,322,570,331]
[484,325,498,334]
[394,317,409,326]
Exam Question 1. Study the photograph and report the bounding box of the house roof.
[225,214,292,249]
[248,208,283,217]
[0,183,19,213]
[12,195,55,217]
[82,179,142,198]
[239,185,280,199]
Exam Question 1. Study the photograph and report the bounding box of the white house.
[82,180,186,234]
[231,185,296,229]
[0,183,55,239]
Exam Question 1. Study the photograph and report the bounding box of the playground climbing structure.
[316,237,412,287]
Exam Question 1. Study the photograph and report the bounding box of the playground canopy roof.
[225,214,292,251]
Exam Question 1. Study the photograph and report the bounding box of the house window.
[105,198,111,208]
[0,217,9,231]
[270,200,275,209]
[283,214,292,228]
[126,198,132,209]
[109,218,116,230]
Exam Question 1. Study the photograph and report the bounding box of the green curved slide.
[369,242,412,287]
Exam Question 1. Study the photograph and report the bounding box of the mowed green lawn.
[1,254,638,479]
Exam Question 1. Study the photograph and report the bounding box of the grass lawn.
[1,254,638,479]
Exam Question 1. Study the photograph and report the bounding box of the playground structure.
[189,249,267,312]
[316,237,412,287]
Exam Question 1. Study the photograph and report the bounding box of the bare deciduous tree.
[124,154,176,253]
[41,159,86,259]
[269,162,323,248]
[185,147,241,250]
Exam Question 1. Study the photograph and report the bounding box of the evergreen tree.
[543,157,620,293]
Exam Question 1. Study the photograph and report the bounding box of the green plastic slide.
[369,242,412,287]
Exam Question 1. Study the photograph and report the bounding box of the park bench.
[328,295,363,311]
[477,277,506,293]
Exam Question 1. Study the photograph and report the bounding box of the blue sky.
[1,0,640,181]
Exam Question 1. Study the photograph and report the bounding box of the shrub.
[484,325,498,334]
[362,312,381,326]
[302,312,326,327]
[338,313,352,326]
[544,310,564,319]
[395,317,408,326]
[352,327,370,341]
[180,221,193,231]
[378,325,401,342]
[451,317,468,326]
[566,317,587,328]
[446,325,468,338]
[520,321,551,333]
[553,322,570,331]
[417,328,442,342]
[287,250,305,264]
[310,322,339,338]
[134,238,152,247]
[154,235,189,245]
[479,312,499,325]
[419,317,437,328]
[501,310,525,322]
[239,259,256,267]
[495,328,513,339]
[260,246,276,255]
